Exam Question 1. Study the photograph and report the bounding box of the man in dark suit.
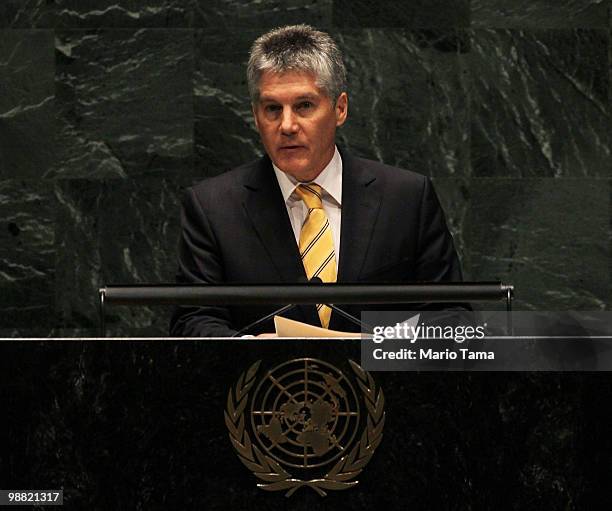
[170,24,463,337]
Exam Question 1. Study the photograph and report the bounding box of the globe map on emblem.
[250,358,361,469]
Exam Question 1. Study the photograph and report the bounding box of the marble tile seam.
[53,27,196,32]
[1,27,608,38]
[0,27,54,32]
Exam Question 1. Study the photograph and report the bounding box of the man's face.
[252,70,348,182]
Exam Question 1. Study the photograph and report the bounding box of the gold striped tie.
[295,184,337,328]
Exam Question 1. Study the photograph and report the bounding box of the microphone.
[231,276,310,337]
[231,303,297,337]
[308,277,373,333]
[231,278,374,336]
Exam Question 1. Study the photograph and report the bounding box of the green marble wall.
[0,1,610,336]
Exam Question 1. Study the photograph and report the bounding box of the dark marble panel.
[337,29,471,177]
[431,177,471,270]
[54,0,333,28]
[464,178,609,310]
[333,0,470,28]
[472,0,610,28]
[191,0,332,28]
[52,29,193,179]
[194,29,263,176]
[55,178,187,335]
[56,0,190,28]
[0,0,55,28]
[471,29,610,177]
[0,180,56,329]
[0,30,55,179]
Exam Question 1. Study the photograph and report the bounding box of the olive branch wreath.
[224,359,385,497]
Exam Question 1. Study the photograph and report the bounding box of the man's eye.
[265,105,281,113]
[297,101,313,110]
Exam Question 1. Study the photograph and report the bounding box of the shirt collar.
[273,146,343,206]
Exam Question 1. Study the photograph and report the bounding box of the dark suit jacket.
[169,150,463,337]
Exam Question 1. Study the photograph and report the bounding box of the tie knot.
[295,184,323,209]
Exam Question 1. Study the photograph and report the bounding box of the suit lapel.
[242,157,305,282]
[337,151,382,283]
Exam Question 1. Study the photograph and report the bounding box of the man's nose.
[280,107,298,135]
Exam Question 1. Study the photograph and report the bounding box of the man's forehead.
[258,92,319,103]
[257,69,324,99]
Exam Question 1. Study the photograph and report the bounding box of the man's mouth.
[279,145,305,151]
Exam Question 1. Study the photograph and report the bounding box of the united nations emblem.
[224,358,385,496]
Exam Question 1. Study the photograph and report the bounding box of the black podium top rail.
[99,282,512,306]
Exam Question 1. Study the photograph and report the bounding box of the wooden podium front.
[1,338,610,510]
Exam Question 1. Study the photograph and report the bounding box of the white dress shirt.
[272,146,342,263]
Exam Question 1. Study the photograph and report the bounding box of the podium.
[2,337,611,509]
[4,284,610,508]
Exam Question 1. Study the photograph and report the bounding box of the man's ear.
[335,92,348,127]
[252,103,260,131]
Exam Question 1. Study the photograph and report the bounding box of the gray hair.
[247,24,347,104]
